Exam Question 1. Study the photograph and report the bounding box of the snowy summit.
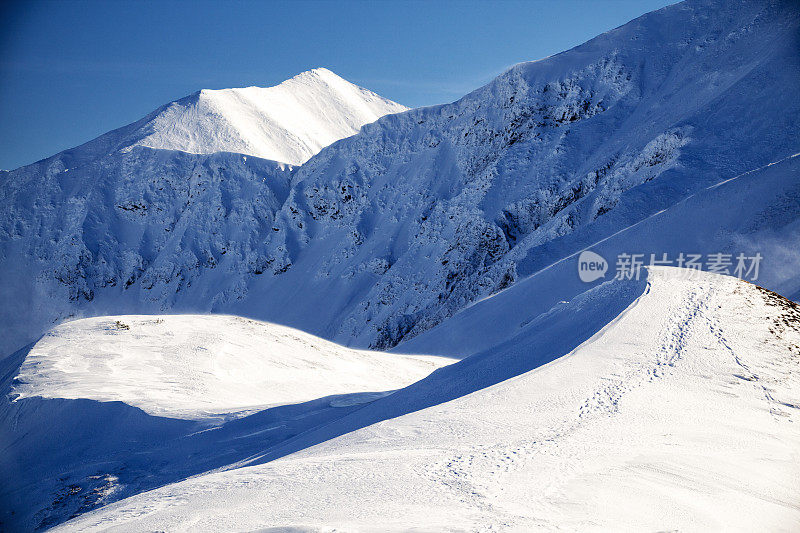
[131,68,408,165]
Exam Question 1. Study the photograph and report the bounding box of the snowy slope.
[0,149,293,358]
[12,314,450,421]
[133,68,408,165]
[0,316,452,530]
[50,268,800,531]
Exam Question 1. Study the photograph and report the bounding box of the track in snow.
[51,268,800,531]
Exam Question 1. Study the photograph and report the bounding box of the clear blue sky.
[0,0,675,170]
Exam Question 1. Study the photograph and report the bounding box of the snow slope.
[0,316,452,530]
[133,68,408,165]
[12,314,451,421]
[397,152,800,358]
[0,149,293,359]
[50,268,800,531]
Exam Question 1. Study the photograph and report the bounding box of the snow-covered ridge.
[12,314,452,421]
[397,153,800,359]
[132,68,408,165]
[0,313,453,529]
[48,268,800,531]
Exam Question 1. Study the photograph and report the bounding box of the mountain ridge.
[39,267,800,531]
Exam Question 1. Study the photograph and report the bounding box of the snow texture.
[42,268,800,531]
[12,315,451,421]
[0,316,452,530]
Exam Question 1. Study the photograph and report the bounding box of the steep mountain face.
[132,68,408,165]
[397,154,800,358]
[0,72,406,357]
[1,0,798,359]
[234,0,800,349]
[0,149,292,357]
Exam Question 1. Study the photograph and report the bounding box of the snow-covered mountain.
[13,267,800,531]
[0,70,406,358]
[228,0,800,350]
[4,0,796,361]
[132,68,408,165]
[397,152,800,358]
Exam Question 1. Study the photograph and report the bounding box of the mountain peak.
[131,70,407,166]
[291,67,340,80]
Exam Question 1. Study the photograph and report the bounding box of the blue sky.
[1,0,674,170]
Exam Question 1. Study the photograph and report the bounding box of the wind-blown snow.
[12,314,451,421]
[133,68,408,165]
[49,268,800,531]
[0,315,452,530]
